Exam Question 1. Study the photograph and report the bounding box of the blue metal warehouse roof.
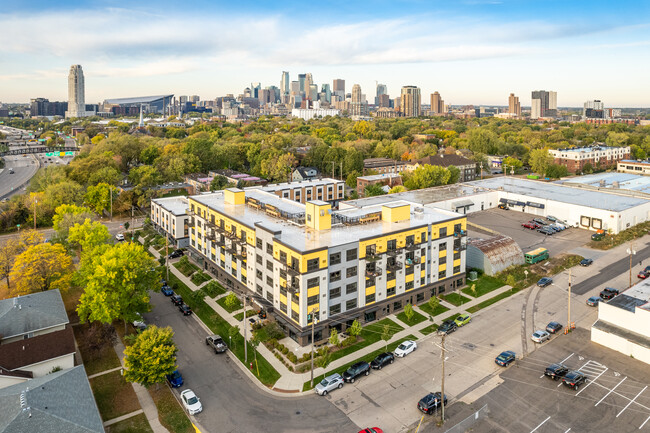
[104,94,174,104]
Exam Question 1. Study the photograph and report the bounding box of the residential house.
[291,167,319,182]
[411,154,477,182]
[356,173,402,197]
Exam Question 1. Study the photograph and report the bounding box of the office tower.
[583,100,605,119]
[430,91,444,114]
[267,86,279,103]
[377,94,390,108]
[290,81,300,95]
[321,84,332,103]
[298,74,307,94]
[308,84,318,102]
[179,96,188,104]
[333,79,345,100]
[304,73,313,96]
[281,71,290,96]
[375,83,387,106]
[250,83,261,99]
[530,90,557,119]
[351,84,363,116]
[66,64,91,118]
[400,86,421,117]
[190,95,200,103]
[508,93,521,117]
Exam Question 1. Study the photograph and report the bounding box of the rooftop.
[251,177,342,192]
[152,196,189,216]
[357,173,402,182]
[550,145,626,153]
[191,190,461,252]
[559,172,650,196]
[0,327,76,371]
[617,278,650,311]
[0,366,105,433]
[103,94,174,105]
[0,290,69,340]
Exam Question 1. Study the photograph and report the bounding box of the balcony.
[365,252,381,262]
[405,243,419,252]
[286,264,300,276]
[214,237,226,247]
[365,268,382,278]
[282,280,300,293]
[405,256,420,267]
[386,260,402,272]
[387,249,400,257]
[453,229,467,238]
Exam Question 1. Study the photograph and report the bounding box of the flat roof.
[152,196,189,216]
[191,191,461,252]
[104,94,174,104]
[343,183,489,207]
[559,172,650,195]
[620,278,650,310]
[254,178,342,192]
[358,173,401,182]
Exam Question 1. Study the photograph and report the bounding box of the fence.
[444,404,489,433]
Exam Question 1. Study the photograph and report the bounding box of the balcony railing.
[387,260,402,272]
[405,243,419,252]
[365,252,381,262]
[365,268,382,278]
[405,256,420,266]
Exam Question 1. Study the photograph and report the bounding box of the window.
[438,271,446,280]
[346,249,357,261]
[307,277,319,288]
[291,257,300,271]
[256,239,263,249]
[330,287,341,298]
[330,304,341,315]
[280,301,287,312]
[266,292,274,303]
[279,269,287,280]
[346,282,357,294]
[308,295,319,306]
[387,287,396,297]
[256,255,263,265]
[366,245,376,256]
[280,251,287,263]
[231,267,237,276]
[266,276,273,287]
[440,256,446,265]
[280,286,287,297]
[421,277,425,285]
[440,242,447,251]
[366,293,376,304]
[406,235,415,245]
[330,270,341,282]
[406,266,414,275]
[266,243,273,254]
[393,301,402,311]
[406,281,414,290]
[266,260,273,271]
[291,309,299,321]
[416,293,424,303]
[330,252,341,265]
[454,265,461,274]
[439,227,447,237]
[256,270,263,280]
[346,266,357,278]
[387,239,397,251]
[387,272,396,281]
[346,299,357,310]
[307,258,319,272]
[454,251,460,260]
[256,284,263,295]
[420,233,427,243]
[365,278,375,288]
[454,223,461,233]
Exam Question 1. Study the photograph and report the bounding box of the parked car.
[549,223,565,232]
[115,233,125,242]
[562,371,587,390]
[455,314,471,327]
[580,258,593,267]
[166,370,184,388]
[417,392,447,414]
[370,352,394,370]
[546,321,563,334]
[546,215,558,222]
[394,340,417,357]
[179,303,192,315]
[498,203,509,210]
[544,363,569,380]
[343,361,371,383]
[533,218,547,225]
[521,222,538,230]
[171,294,183,306]
[538,227,555,235]
[358,429,384,433]
[169,249,184,259]
[586,296,601,307]
[206,335,227,353]
[495,350,516,367]
[600,287,620,300]
[638,266,650,279]
[591,229,606,241]
[537,277,553,287]
[531,330,551,343]
[180,389,202,415]
[438,320,458,335]
[132,314,146,331]
[161,285,174,296]
[315,373,344,396]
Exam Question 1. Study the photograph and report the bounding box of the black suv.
[417,392,447,414]
[544,363,569,380]
[169,249,184,259]
[171,294,183,306]
[370,352,394,370]
[600,287,620,300]
[563,371,587,390]
[438,320,457,335]
[342,361,370,383]
[178,303,192,315]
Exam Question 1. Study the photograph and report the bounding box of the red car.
[638,266,650,279]
[359,429,383,433]
[521,222,538,230]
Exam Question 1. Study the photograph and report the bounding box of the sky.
[1,0,649,107]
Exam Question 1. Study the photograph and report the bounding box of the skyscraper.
[308,84,318,102]
[351,84,363,116]
[508,93,521,117]
[298,74,307,94]
[321,84,332,103]
[375,83,387,106]
[333,79,345,100]
[531,90,557,119]
[400,86,421,117]
[65,64,91,118]
[430,91,444,115]
[281,71,290,97]
[583,100,605,119]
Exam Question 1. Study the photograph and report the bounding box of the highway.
[0,153,39,199]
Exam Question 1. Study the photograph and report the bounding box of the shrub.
[281,346,289,355]
[203,281,225,298]
[341,335,357,348]
[287,353,298,363]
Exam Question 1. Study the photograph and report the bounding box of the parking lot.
[468,209,593,257]
[464,327,650,432]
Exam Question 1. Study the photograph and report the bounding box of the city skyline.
[1,1,649,106]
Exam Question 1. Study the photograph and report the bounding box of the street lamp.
[627,246,637,288]
[309,307,319,388]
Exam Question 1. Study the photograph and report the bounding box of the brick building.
[411,154,477,182]
[356,173,402,197]
[363,157,408,174]
[548,145,631,173]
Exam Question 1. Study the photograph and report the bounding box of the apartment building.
[251,178,346,205]
[356,173,402,197]
[363,157,408,175]
[549,145,631,173]
[187,188,466,345]
[150,196,190,248]
[618,160,650,175]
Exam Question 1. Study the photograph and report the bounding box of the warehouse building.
[466,235,524,276]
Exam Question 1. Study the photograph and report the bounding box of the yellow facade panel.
[307,286,319,297]
[406,274,414,283]
[365,286,376,295]
[387,279,396,289]
[439,263,447,272]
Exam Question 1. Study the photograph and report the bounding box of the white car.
[132,313,146,331]
[180,389,203,415]
[314,373,344,396]
[115,233,125,242]
[394,340,417,357]
[531,330,551,343]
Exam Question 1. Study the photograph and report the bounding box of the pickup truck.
[206,335,227,353]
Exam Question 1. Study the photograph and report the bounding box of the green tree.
[364,184,386,197]
[346,171,359,189]
[428,296,440,312]
[502,156,523,174]
[84,182,114,215]
[529,148,553,176]
[389,185,406,194]
[545,164,568,179]
[447,165,460,184]
[9,243,74,296]
[348,319,362,338]
[76,242,159,329]
[261,152,296,182]
[328,328,340,346]
[403,303,414,323]
[0,230,45,290]
[582,162,594,174]
[403,165,451,190]
[381,324,391,351]
[68,219,111,256]
[210,175,230,191]
[123,325,177,388]
[228,325,240,349]
[505,274,516,288]
[224,292,239,311]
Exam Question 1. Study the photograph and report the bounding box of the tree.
[68,219,111,256]
[428,296,440,312]
[529,148,553,176]
[0,238,19,289]
[9,243,74,296]
[84,182,113,215]
[348,319,362,338]
[76,242,159,329]
[403,165,451,190]
[123,325,177,388]
[364,184,386,197]
[502,156,523,174]
[260,152,296,182]
[224,292,239,311]
[582,162,594,174]
[388,185,406,194]
[328,328,340,346]
[403,303,415,323]
[381,324,391,351]
[346,171,359,189]
[315,346,332,376]
[52,204,94,239]
[210,175,230,191]
[545,164,568,179]
[447,165,460,184]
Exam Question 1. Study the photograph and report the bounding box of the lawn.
[190,271,212,286]
[73,325,122,376]
[173,259,199,277]
[105,413,153,433]
[441,292,472,306]
[418,301,450,317]
[303,335,418,391]
[90,370,141,421]
[462,275,505,298]
[168,273,281,387]
[234,309,258,321]
[216,294,243,313]
[467,288,519,314]
[420,323,439,336]
[203,280,226,298]
[396,309,427,326]
[441,312,461,324]
[148,386,194,433]
[327,318,404,363]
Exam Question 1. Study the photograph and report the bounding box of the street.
[144,290,358,433]
[0,153,39,199]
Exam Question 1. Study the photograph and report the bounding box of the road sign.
[65,151,74,156]
[45,152,53,157]
[59,152,65,157]
[38,139,46,142]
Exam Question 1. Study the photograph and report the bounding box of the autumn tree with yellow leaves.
[9,242,74,296]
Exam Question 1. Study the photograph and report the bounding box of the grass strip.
[441,292,472,306]
[148,385,194,433]
[396,309,427,326]
[105,413,153,433]
[89,370,141,421]
[466,289,518,313]
[462,275,505,297]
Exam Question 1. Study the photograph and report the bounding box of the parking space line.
[617,386,647,418]
[564,429,571,433]
[530,416,550,432]
[560,353,574,364]
[595,376,627,407]
[639,415,650,430]
[576,367,608,396]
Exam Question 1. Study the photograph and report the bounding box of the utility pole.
[243,294,248,363]
[567,268,572,332]
[440,333,446,425]
[340,161,343,181]
[165,235,169,282]
[110,186,113,222]
[310,307,319,388]
[33,197,37,229]
[627,244,636,288]
[131,205,135,241]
